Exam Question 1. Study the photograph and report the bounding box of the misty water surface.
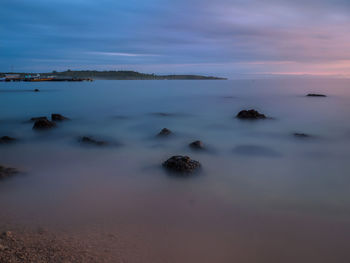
[0,79,350,263]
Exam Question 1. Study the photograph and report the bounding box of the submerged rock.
[236,109,266,120]
[32,119,56,130]
[51,113,69,121]
[306,93,327,97]
[0,136,16,144]
[157,128,172,137]
[293,133,311,138]
[189,140,204,150]
[79,136,107,146]
[0,165,18,179]
[163,155,201,173]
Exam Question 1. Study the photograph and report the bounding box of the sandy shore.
[0,225,119,263]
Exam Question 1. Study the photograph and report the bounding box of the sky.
[1,0,350,78]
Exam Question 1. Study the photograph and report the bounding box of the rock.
[157,128,172,137]
[0,166,18,179]
[34,89,39,92]
[79,136,107,146]
[0,136,16,144]
[51,113,69,121]
[32,119,56,130]
[189,140,204,150]
[306,93,326,97]
[162,155,201,173]
[294,133,310,138]
[236,109,266,120]
[30,116,48,122]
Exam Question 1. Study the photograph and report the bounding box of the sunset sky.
[1,0,350,77]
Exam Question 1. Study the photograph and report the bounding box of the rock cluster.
[306,93,326,97]
[189,140,204,150]
[31,113,69,130]
[157,128,172,137]
[163,155,200,173]
[236,109,266,120]
[32,119,56,130]
[293,133,310,138]
[51,114,69,121]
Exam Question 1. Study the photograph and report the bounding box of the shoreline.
[0,224,117,262]
[0,70,227,81]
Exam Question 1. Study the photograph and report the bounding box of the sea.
[0,79,350,262]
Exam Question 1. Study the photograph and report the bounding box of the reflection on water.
[1,79,350,262]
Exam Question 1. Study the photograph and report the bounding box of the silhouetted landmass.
[0,70,226,80]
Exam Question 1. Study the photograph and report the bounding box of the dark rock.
[34,89,39,92]
[294,133,310,138]
[306,93,327,97]
[0,166,18,179]
[189,140,204,150]
[79,136,107,146]
[157,128,172,137]
[0,136,16,144]
[30,116,48,122]
[163,155,201,173]
[236,109,266,120]
[51,113,69,121]
[32,119,56,130]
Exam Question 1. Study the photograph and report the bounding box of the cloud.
[87,52,160,57]
[1,0,350,77]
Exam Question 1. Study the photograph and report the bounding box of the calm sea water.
[1,79,350,262]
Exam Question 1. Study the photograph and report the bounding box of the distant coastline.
[0,70,227,81]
